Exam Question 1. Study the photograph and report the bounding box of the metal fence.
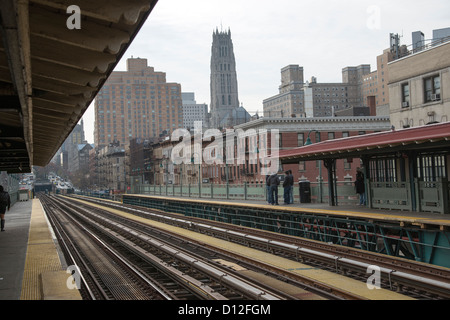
[370,178,449,214]
[132,181,360,205]
[82,177,448,214]
[0,172,20,206]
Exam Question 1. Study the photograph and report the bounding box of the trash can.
[19,190,29,201]
[299,180,311,203]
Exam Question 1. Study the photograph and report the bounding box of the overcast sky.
[82,0,450,143]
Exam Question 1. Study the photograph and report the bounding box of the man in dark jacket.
[355,169,366,206]
[0,185,11,232]
[268,173,280,205]
[283,170,294,204]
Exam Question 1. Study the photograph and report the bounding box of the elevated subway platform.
[121,194,450,268]
[0,199,81,300]
[69,196,413,300]
[124,194,450,230]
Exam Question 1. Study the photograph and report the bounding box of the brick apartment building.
[144,116,391,189]
[94,57,183,150]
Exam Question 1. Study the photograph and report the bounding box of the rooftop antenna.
[390,33,401,59]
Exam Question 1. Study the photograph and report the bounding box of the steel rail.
[52,195,287,300]
[62,196,362,299]
[40,196,112,300]
[72,195,450,299]
[41,195,172,300]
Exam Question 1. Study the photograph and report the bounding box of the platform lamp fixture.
[191,153,201,198]
[217,148,229,199]
[304,130,316,146]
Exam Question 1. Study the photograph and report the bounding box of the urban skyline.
[81,0,450,143]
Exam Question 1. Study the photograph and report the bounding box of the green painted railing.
[132,181,360,205]
[132,178,449,213]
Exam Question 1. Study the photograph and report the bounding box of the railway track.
[40,194,295,300]
[41,195,174,300]
[68,194,450,300]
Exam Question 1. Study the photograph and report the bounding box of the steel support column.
[324,159,336,206]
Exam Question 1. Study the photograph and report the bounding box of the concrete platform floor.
[0,200,32,300]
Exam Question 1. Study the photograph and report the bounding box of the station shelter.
[279,122,450,214]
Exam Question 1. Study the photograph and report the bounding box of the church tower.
[210,28,243,128]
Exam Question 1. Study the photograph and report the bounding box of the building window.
[344,159,353,170]
[297,133,304,147]
[369,158,397,182]
[401,83,410,108]
[417,154,446,182]
[424,75,441,102]
[298,161,306,171]
[327,132,335,140]
[315,132,321,143]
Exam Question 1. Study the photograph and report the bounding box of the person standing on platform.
[289,170,294,204]
[283,170,293,204]
[355,169,366,206]
[268,173,280,205]
[0,185,11,232]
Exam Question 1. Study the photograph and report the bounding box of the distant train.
[34,181,53,193]
[33,180,74,195]
[55,181,74,195]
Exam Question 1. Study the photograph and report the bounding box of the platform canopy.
[0,0,158,173]
[279,122,450,164]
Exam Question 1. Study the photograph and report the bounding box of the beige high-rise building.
[263,64,370,118]
[388,40,450,128]
[362,49,395,116]
[94,58,183,149]
[263,65,305,118]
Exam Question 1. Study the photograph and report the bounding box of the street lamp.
[191,153,201,198]
[304,130,317,146]
[218,149,229,199]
